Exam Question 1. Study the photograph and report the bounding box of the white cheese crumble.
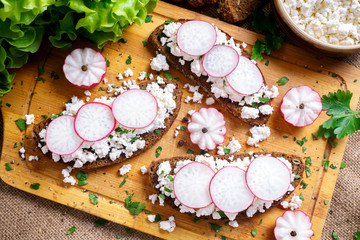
[123,68,133,77]
[84,90,91,96]
[229,220,239,228]
[140,165,148,174]
[28,155,39,161]
[205,97,215,105]
[259,105,274,115]
[19,147,26,159]
[61,167,76,185]
[147,214,156,222]
[241,106,260,119]
[150,54,169,71]
[116,73,123,80]
[183,83,203,104]
[283,0,360,45]
[119,164,132,176]
[25,114,35,125]
[247,125,271,147]
[154,153,295,220]
[217,137,241,155]
[159,216,176,232]
[103,78,107,84]
[38,81,177,169]
[281,193,303,210]
[174,130,179,137]
[138,71,148,81]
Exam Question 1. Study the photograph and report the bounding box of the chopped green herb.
[251,228,257,237]
[120,175,128,188]
[38,65,44,75]
[193,218,201,223]
[125,194,146,215]
[251,102,258,107]
[155,129,160,134]
[174,77,179,81]
[324,200,329,205]
[329,140,338,148]
[142,40,147,47]
[13,142,17,148]
[332,230,339,239]
[340,162,347,169]
[54,74,59,80]
[130,137,139,143]
[99,87,105,91]
[156,146,162,158]
[120,38,127,43]
[164,186,172,193]
[89,192,98,205]
[305,156,312,166]
[41,114,48,119]
[277,76,289,86]
[283,136,289,138]
[293,137,297,141]
[330,164,337,169]
[30,183,40,190]
[354,230,360,240]
[164,19,175,24]
[125,228,134,234]
[116,234,120,239]
[180,126,186,131]
[160,170,164,175]
[312,133,317,140]
[223,148,230,155]
[154,213,161,222]
[302,147,307,153]
[331,73,338,78]
[5,163,13,171]
[259,97,270,102]
[324,153,327,159]
[322,160,330,171]
[329,210,333,214]
[259,219,263,224]
[301,180,308,189]
[76,171,88,186]
[251,39,265,61]
[167,175,174,181]
[145,210,151,214]
[15,119,26,131]
[187,149,194,154]
[105,57,110,67]
[210,223,222,233]
[36,77,45,83]
[67,226,76,235]
[108,134,114,139]
[305,166,311,177]
[164,72,173,79]
[145,15,153,23]
[200,150,207,155]
[159,194,165,200]
[265,60,269,66]
[165,46,170,53]
[299,193,304,201]
[294,174,300,179]
[94,218,108,226]
[217,211,226,218]
[354,79,358,83]
[221,236,226,240]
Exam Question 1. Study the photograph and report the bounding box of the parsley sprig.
[316,90,360,140]
[125,194,146,215]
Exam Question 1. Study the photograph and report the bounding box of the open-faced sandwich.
[148,19,279,125]
[149,152,304,221]
[32,77,182,170]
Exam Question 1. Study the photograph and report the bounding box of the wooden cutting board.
[1,2,360,239]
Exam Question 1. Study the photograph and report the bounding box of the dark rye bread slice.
[148,19,271,126]
[187,0,218,7]
[32,79,182,170]
[148,152,304,220]
[219,0,263,23]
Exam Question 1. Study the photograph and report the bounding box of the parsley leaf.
[251,228,257,237]
[210,223,222,232]
[251,39,265,61]
[163,72,173,79]
[5,163,13,171]
[193,218,201,223]
[340,162,347,169]
[142,40,147,47]
[120,175,128,188]
[89,193,98,205]
[332,230,339,239]
[94,218,108,226]
[223,148,230,155]
[252,8,278,34]
[15,119,26,131]
[155,146,162,158]
[277,76,289,86]
[316,90,360,140]
[67,226,76,235]
[76,171,88,186]
[305,166,311,177]
[154,213,161,222]
[125,194,146,215]
[322,160,330,171]
[354,230,360,240]
[299,193,304,201]
[263,35,284,55]
[30,183,40,190]
[145,15,153,23]
[187,149,194,154]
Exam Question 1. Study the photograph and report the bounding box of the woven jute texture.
[1,1,359,239]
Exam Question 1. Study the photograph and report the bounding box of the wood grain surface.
[1,2,360,239]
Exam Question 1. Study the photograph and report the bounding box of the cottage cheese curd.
[38,79,177,169]
[247,125,271,147]
[283,0,360,45]
[154,153,296,220]
[159,216,176,232]
[119,164,132,176]
[150,54,169,71]
[161,22,279,120]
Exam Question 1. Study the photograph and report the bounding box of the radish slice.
[176,20,217,56]
[274,210,314,240]
[188,108,227,150]
[209,166,255,213]
[63,48,107,88]
[112,89,158,129]
[246,156,291,201]
[74,102,116,142]
[45,116,83,155]
[225,56,264,95]
[280,86,322,127]
[173,162,215,209]
[202,45,239,78]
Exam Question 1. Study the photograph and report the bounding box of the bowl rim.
[273,0,360,50]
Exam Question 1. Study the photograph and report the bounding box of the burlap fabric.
[1,1,359,239]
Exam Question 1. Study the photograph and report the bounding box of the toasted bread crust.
[148,19,271,126]
[149,152,304,220]
[219,0,263,22]
[32,79,182,170]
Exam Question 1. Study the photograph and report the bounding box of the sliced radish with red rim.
[176,20,217,56]
[45,115,83,155]
[209,166,255,213]
[280,86,322,127]
[63,48,107,88]
[173,162,215,209]
[245,156,291,201]
[74,102,116,142]
[112,89,158,129]
[225,56,264,95]
[202,45,239,78]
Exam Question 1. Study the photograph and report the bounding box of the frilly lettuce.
[0,0,158,97]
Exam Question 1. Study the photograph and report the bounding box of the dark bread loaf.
[32,79,182,170]
[147,19,272,126]
[149,152,304,219]
[219,0,263,22]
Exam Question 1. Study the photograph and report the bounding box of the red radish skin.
[187,108,227,150]
[202,45,239,78]
[74,102,116,142]
[173,162,215,209]
[225,56,264,96]
[280,86,322,127]
[209,166,255,214]
[63,48,107,88]
[274,210,314,240]
[45,115,84,155]
[176,20,217,56]
[245,156,291,201]
[112,89,158,129]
